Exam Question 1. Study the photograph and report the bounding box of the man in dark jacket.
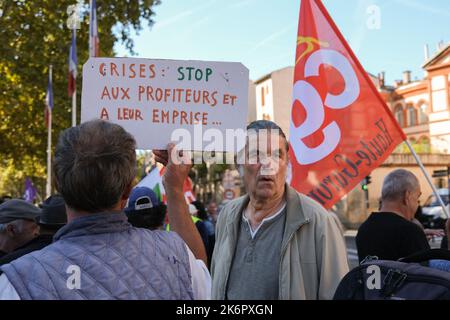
[356,169,430,262]
[0,195,67,265]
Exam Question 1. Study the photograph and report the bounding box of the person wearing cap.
[125,187,167,230]
[0,120,209,300]
[0,195,67,266]
[0,199,40,259]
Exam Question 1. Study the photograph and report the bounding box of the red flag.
[289,0,406,209]
[183,177,196,204]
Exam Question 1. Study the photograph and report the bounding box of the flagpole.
[405,140,450,218]
[72,87,76,127]
[46,65,53,198]
[89,0,93,57]
[72,29,77,127]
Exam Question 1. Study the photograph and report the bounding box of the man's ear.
[285,159,292,184]
[118,182,134,210]
[403,190,410,205]
[6,224,16,237]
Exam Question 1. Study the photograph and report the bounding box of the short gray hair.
[246,120,289,152]
[381,169,419,202]
[54,120,137,213]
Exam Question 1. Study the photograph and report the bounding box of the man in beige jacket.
[211,120,349,300]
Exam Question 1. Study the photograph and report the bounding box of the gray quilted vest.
[0,212,194,300]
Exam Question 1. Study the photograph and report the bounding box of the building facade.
[387,44,450,154]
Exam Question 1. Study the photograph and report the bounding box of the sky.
[114,0,450,85]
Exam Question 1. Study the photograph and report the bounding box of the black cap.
[0,199,41,224]
[38,195,67,226]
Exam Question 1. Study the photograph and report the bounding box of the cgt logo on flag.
[291,37,360,165]
[289,0,406,209]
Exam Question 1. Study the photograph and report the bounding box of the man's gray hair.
[54,120,137,213]
[246,120,289,152]
[236,120,289,165]
[381,169,419,202]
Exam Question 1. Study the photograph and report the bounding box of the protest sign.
[81,57,249,151]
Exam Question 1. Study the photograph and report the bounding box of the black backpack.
[333,249,450,300]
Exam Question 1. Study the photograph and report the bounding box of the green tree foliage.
[0,0,160,197]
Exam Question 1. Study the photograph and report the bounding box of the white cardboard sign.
[81,57,249,151]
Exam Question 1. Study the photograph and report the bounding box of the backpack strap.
[380,269,407,298]
[400,249,450,264]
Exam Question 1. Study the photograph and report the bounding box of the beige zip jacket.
[211,185,349,300]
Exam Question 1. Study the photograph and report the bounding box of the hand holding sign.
[154,144,192,192]
[81,58,249,152]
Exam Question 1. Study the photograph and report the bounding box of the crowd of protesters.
[0,119,448,300]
